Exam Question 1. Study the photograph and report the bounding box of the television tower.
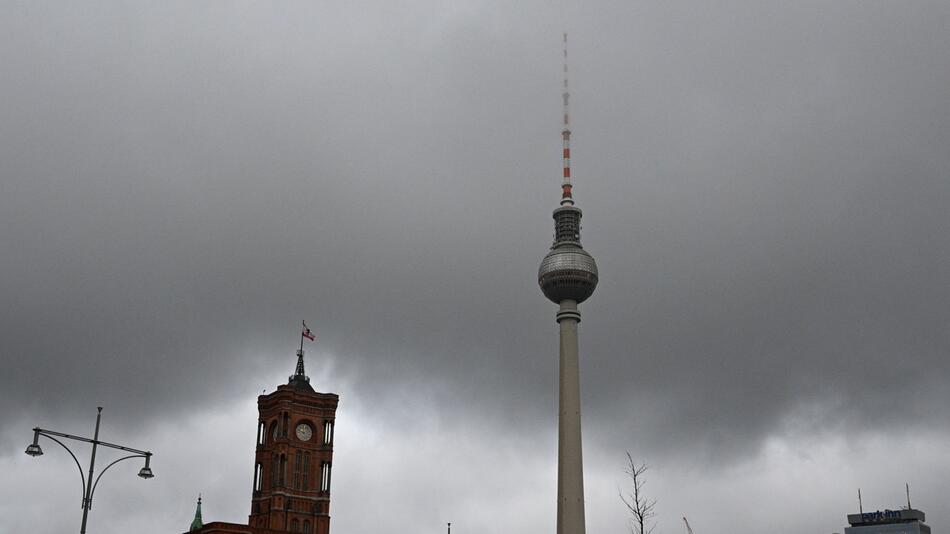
[538,32,599,534]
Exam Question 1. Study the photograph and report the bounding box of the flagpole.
[299,320,305,354]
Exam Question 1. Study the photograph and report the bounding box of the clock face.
[295,423,313,442]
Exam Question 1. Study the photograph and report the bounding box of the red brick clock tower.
[249,349,338,534]
[187,347,338,534]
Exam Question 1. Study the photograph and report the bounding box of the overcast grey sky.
[1,1,949,533]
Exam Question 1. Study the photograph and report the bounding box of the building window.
[282,413,290,437]
[254,463,263,491]
[323,420,334,445]
[291,518,299,532]
[302,453,310,490]
[293,451,302,489]
[320,462,332,492]
[257,421,265,446]
[303,520,312,533]
[271,454,280,488]
[279,454,287,486]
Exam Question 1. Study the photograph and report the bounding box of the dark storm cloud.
[575,0,950,461]
[0,0,562,433]
[1,1,949,533]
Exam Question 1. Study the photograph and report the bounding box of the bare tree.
[619,452,656,534]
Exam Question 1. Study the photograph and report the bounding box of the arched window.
[323,420,334,445]
[320,462,332,492]
[282,413,290,437]
[303,520,312,533]
[254,463,263,491]
[291,518,299,532]
[257,421,265,445]
[271,454,280,488]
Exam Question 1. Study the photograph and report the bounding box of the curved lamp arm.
[88,454,146,506]
[39,433,86,507]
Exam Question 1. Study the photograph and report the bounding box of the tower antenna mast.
[561,32,574,207]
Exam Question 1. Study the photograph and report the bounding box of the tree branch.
[619,451,656,534]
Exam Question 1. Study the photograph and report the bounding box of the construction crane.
[683,517,695,534]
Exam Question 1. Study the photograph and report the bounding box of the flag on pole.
[302,320,316,341]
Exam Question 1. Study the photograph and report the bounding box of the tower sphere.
[538,244,598,304]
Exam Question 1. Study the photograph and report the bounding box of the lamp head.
[25,429,43,457]
[138,453,154,479]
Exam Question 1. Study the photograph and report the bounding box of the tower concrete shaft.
[557,300,585,534]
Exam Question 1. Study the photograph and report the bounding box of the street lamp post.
[25,406,154,534]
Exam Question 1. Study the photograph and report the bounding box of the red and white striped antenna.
[561,32,574,206]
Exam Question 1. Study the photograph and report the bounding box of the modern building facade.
[187,349,338,534]
[537,33,599,534]
[845,509,931,534]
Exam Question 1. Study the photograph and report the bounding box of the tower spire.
[294,349,306,378]
[189,494,203,532]
[561,32,574,206]
[289,320,315,391]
